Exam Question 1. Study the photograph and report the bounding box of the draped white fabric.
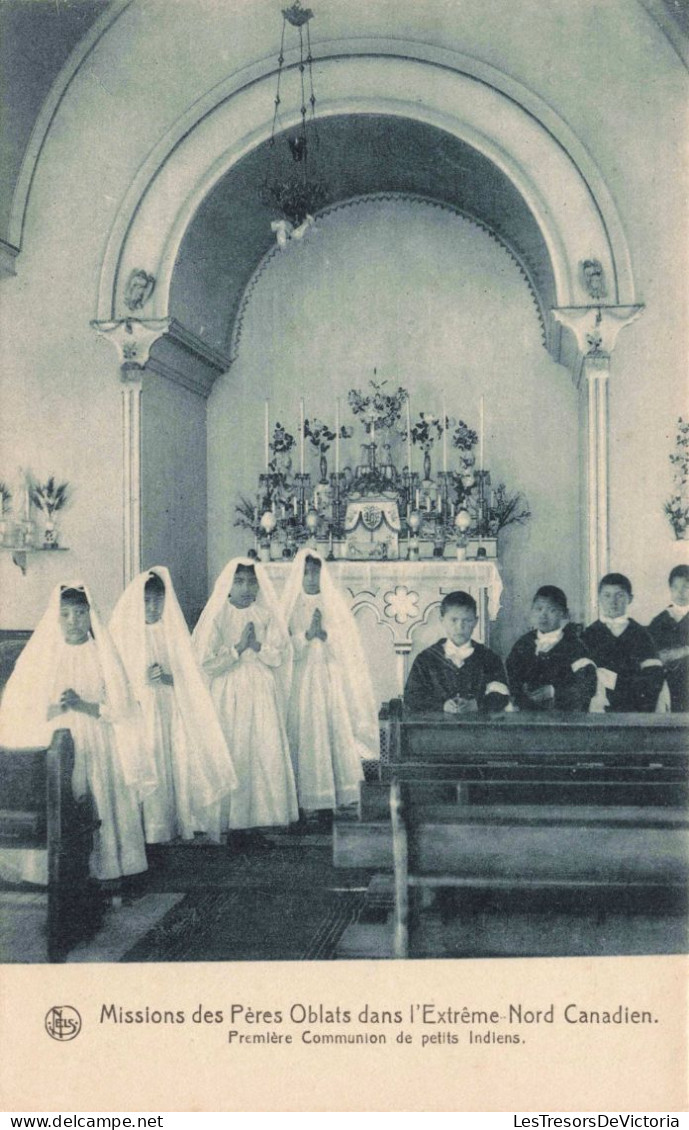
[282,584,364,810]
[0,581,150,880]
[109,567,237,843]
[282,548,380,765]
[192,558,298,830]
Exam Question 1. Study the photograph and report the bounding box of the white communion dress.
[282,549,379,811]
[110,567,237,844]
[0,582,152,883]
[193,559,298,831]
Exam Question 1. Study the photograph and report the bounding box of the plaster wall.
[208,198,580,654]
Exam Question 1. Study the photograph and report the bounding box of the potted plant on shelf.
[29,477,69,548]
[486,483,531,538]
[664,417,689,540]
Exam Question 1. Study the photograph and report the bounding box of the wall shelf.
[1,546,69,576]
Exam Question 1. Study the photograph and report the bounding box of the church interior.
[0,0,688,964]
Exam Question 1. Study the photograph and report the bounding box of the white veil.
[192,557,293,708]
[109,567,237,805]
[281,548,380,758]
[0,580,156,796]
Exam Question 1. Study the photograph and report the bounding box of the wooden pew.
[334,704,689,959]
[0,728,105,961]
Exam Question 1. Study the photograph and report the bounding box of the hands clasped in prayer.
[236,620,262,656]
[147,662,173,686]
[305,607,327,643]
[47,688,100,720]
[443,696,478,714]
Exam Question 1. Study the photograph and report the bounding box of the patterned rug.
[121,886,368,962]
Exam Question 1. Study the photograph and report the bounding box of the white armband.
[486,681,510,696]
[571,657,595,674]
[640,658,663,670]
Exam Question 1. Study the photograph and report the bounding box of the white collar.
[600,614,629,637]
[444,639,475,667]
[535,627,564,654]
[667,603,689,623]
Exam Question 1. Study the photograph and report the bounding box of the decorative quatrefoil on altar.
[384,585,419,624]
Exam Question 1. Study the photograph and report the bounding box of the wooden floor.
[2,822,687,963]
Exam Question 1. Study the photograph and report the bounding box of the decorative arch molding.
[229,192,547,363]
[96,43,637,330]
[7,0,134,254]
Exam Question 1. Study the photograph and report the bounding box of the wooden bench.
[0,728,105,961]
[334,703,689,959]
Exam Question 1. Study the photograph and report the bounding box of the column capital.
[90,316,171,371]
[551,305,644,384]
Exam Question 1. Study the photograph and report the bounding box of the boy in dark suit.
[648,564,689,712]
[404,591,509,714]
[583,573,664,712]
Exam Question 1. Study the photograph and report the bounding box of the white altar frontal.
[265,559,502,709]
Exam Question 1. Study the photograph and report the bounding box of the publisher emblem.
[45,1006,82,1041]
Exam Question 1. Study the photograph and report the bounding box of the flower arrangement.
[29,476,69,517]
[304,418,335,453]
[348,379,408,434]
[409,412,443,452]
[0,482,11,514]
[304,418,353,453]
[485,483,531,536]
[270,422,296,456]
[664,417,689,539]
[450,420,478,452]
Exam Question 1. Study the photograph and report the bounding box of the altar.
[265,558,502,706]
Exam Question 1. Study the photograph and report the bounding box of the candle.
[415,490,420,509]
[479,394,485,473]
[293,497,298,516]
[371,420,375,446]
[442,390,448,473]
[264,400,270,470]
[426,496,431,513]
[438,496,443,515]
[406,396,412,470]
[300,398,305,475]
[335,399,340,475]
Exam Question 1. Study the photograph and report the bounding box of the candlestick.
[406,396,412,471]
[415,489,420,509]
[299,398,305,475]
[264,400,270,470]
[479,394,485,473]
[442,391,448,473]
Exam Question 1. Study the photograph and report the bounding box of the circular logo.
[45,1006,82,1041]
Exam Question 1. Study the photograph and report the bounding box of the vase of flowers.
[29,477,69,548]
[409,412,443,482]
[269,422,296,476]
[664,417,689,539]
[304,418,336,483]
